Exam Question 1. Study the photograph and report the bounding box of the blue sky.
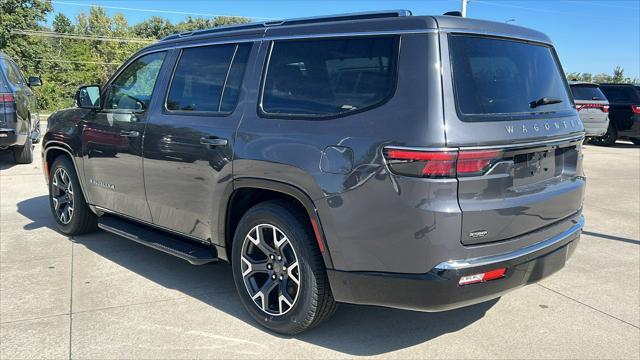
[47,0,640,78]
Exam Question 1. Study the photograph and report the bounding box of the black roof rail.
[160,10,412,42]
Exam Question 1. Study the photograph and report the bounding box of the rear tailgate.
[440,33,586,245]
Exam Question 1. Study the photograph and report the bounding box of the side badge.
[469,230,488,239]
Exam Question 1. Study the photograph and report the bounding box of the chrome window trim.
[384,134,584,153]
[435,214,584,270]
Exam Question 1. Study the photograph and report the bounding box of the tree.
[132,16,175,40]
[612,66,625,83]
[0,2,250,111]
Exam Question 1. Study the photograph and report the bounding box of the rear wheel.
[231,200,336,334]
[49,156,97,235]
[12,136,33,164]
[589,123,617,146]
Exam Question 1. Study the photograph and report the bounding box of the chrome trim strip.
[457,134,584,151]
[384,134,584,153]
[0,128,16,132]
[435,215,584,270]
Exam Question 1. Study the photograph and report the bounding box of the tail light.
[631,105,640,114]
[0,93,15,103]
[576,103,609,113]
[383,148,503,178]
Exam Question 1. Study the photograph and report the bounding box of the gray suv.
[43,11,585,334]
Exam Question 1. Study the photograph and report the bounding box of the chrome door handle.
[120,130,140,138]
[200,137,228,147]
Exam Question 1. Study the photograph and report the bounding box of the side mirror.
[28,76,42,87]
[75,85,101,109]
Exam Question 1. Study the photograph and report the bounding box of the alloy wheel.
[240,224,301,316]
[51,168,74,224]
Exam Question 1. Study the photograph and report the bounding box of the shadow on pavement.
[16,195,496,356]
[0,148,16,170]
[582,230,640,245]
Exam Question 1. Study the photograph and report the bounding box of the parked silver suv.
[569,81,610,137]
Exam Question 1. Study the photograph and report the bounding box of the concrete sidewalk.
[1,137,638,359]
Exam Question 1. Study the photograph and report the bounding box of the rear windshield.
[570,85,606,101]
[449,35,573,120]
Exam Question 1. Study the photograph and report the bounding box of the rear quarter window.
[260,36,399,119]
[449,35,573,120]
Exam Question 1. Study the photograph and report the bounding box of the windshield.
[570,85,606,101]
[449,35,573,120]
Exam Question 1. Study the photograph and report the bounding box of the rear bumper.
[0,128,19,147]
[328,215,583,312]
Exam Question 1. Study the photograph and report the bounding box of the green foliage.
[0,0,249,111]
[566,67,639,85]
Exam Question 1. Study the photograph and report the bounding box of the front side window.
[166,43,251,113]
[261,36,398,118]
[449,35,573,120]
[104,52,166,111]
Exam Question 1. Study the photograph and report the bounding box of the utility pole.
[461,0,468,17]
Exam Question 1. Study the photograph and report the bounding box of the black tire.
[48,156,98,235]
[630,138,640,145]
[231,200,336,335]
[12,137,33,164]
[589,123,617,147]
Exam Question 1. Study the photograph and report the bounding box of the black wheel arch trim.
[223,177,334,269]
[42,141,91,205]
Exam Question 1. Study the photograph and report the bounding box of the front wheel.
[231,200,336,334]
[48,156,98,235]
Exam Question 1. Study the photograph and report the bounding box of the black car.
[0,51,42,163]
[593,83,640,146]
[43,11,585,334]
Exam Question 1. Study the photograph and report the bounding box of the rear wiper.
[530,97,563,108]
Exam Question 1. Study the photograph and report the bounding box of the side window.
[166,43,251,113]
[1,58,22,86]
[10,62,26,85]
[104,52,166,111]
[261,36,398,117]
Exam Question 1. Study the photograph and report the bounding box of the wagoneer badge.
[505,120,578,134]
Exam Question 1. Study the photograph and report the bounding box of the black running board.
[97,215,217,265]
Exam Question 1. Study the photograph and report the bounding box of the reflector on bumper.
[458,268,506,286]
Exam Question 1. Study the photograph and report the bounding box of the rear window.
[449,35,573,120]
[261,36,398,118]
[600,86,640,103]
[570,85,606,101]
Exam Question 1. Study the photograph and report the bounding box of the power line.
[471,0,637,20]
[11,30,154,43]
[25,58,121,65]
[51,0,278,21]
